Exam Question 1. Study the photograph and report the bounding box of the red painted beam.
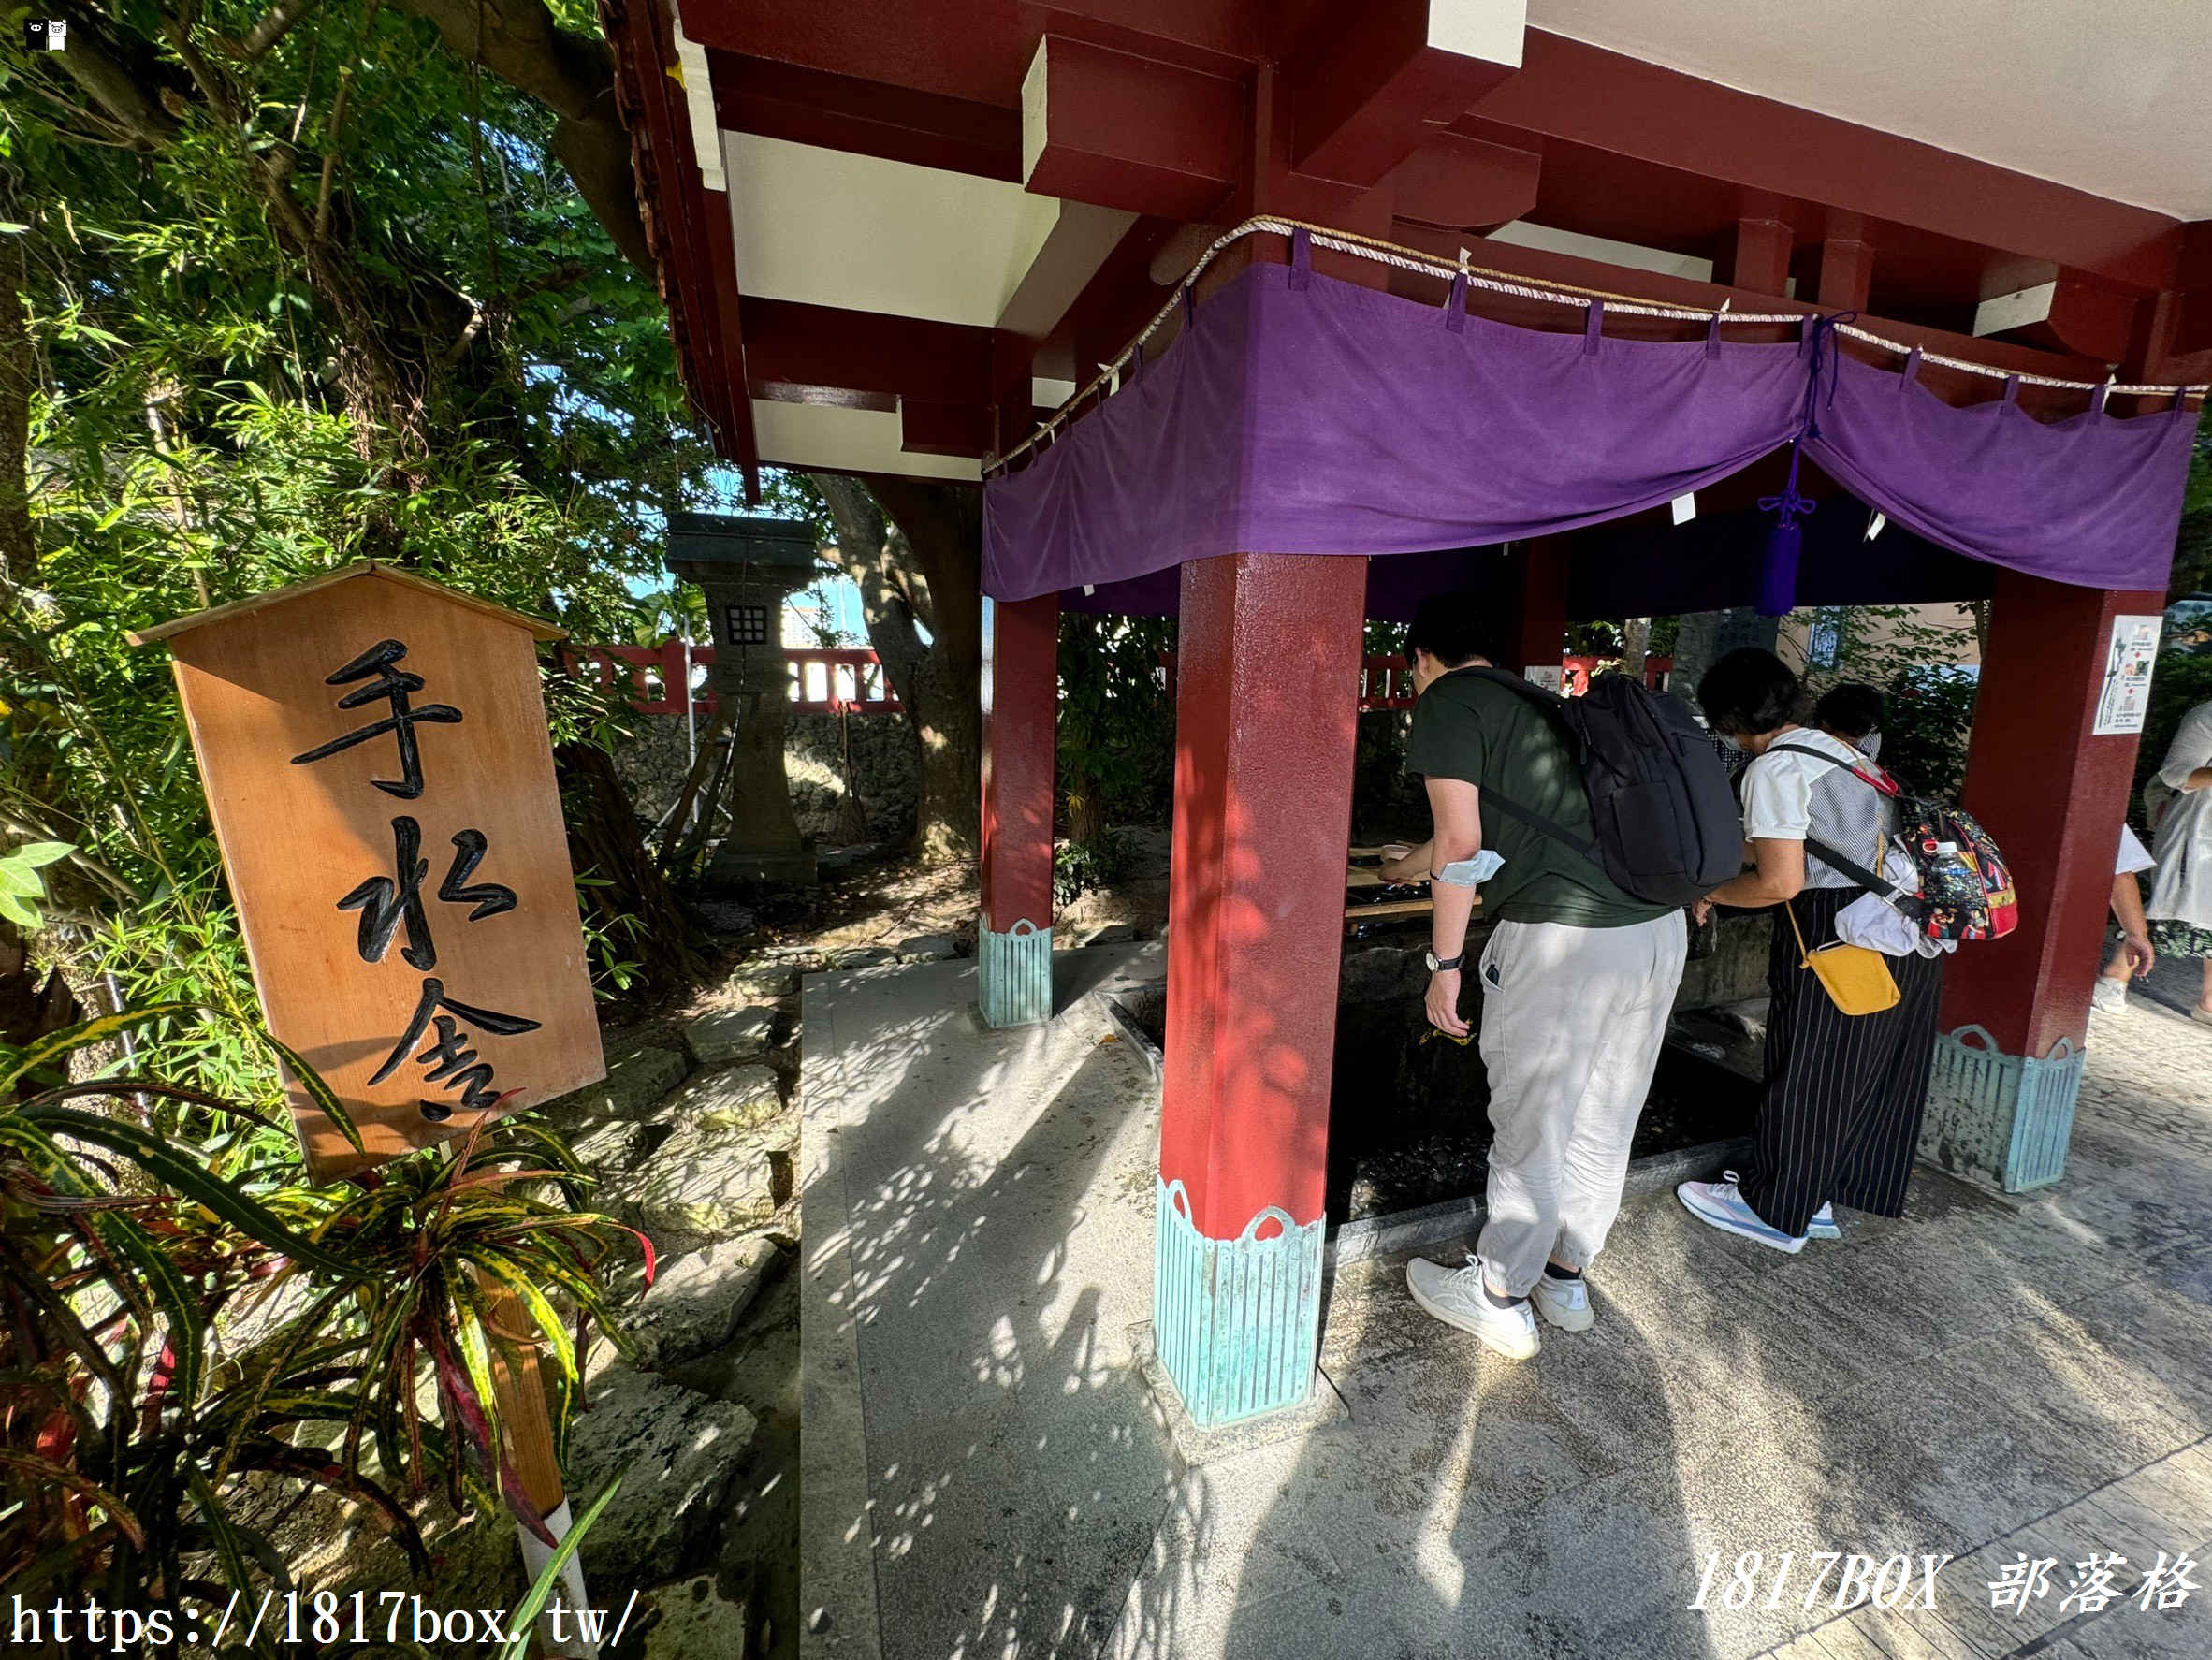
[1020,35,1245,220]
[1718,217,1794,295]
[605,0,760,496]
[1466,31,2184,295]
[1388,129,1540,232]
[738,297,996,405]
[1284,0,1520,187]
[900,400,994,457]
[708,49,1022,180]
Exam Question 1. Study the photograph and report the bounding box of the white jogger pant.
[1473,910,1688,1298]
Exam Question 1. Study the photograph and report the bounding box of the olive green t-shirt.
[1404,668,1673,929]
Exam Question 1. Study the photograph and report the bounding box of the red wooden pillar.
[1922,571,2165,1190]
[1155,551,1366,1426]
[1511,537,1571,689]
[978,591,1059,1027]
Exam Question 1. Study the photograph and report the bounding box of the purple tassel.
[1753,312,1854,619]
[1757,516,1802,617]
[1756,437,1817,618]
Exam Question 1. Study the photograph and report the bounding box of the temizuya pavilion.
[606,0,2211,1426]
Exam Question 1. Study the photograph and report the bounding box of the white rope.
[985,215,2206,476]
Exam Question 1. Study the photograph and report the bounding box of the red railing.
[569,642,903,715]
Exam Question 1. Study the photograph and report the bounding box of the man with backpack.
[1380,590,1720,1359]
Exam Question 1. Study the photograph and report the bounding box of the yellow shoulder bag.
[1785,899,1899,1016]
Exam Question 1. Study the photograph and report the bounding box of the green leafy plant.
[0,837,69,931]
[0,1008,643,1640]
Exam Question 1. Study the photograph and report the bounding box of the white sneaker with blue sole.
[1807,1203,1841,1240]
[1676,1172,1806,1254]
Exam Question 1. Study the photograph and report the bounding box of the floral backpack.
[1768,743,2019,942]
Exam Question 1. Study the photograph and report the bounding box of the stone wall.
[611,709,919,847]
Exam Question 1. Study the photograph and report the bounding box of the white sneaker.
[1806,1203,1841,1241]
[1406,1255,1540,1359]
[1530,1271,1593,1332]
[1676,1172,1806,1254]
[2090,976,2128,1013]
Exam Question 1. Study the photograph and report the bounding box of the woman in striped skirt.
[1674,649,1945,1253]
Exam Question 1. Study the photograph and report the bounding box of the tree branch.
[237,0,325,62]
[389,0,652,275]
[48,7,184,149]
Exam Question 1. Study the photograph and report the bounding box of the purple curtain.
[984,246,2195,604]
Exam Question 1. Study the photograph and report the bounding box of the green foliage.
[1053,829,1140,910]
[1056,614,1174,848]
[0,837,69,930]
[0,1010,638,1624]
[1803,603,1982,798]
[2,0,725,1084]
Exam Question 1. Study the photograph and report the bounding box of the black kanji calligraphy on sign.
[290,638,461,799]
[338,821,518,970]
[437,828,518,921]
[370,977,541,1119]
[339,815,434,969]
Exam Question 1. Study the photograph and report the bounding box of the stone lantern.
[666,512,817,885]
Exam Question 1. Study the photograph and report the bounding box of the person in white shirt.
[1673,649,1943,1254]
[2090,824,2158,1013]
[2141,697,2212,1024]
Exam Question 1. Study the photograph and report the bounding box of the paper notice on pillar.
[1524,664,1565,695]
[2092,614,2163,736]
[133,564,605,1181]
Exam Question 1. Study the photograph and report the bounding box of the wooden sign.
[133,563,605,1179]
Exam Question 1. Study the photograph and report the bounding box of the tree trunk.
[867,478,982,865]
[556,740,713,993]
[810,474,983,864]
[1620,617,1651,685]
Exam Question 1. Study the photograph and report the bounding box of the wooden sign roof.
[127,561,566,648]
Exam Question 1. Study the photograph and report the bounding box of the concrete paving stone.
[2074,1486,2191,1573]
[1832,1601,1986,1660]
[830,945,897,969]
[805,960,2212,1660]
[894,933,958,962]
[2116,1453,2212,1542]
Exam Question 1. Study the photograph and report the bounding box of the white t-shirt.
[1739,728,1894,891]
[2116,823,2153,876]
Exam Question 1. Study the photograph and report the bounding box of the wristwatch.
[1424,949,1463,972]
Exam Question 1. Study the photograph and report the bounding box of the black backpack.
[1458,668,1743,907]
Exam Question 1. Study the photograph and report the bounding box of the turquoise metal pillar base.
[978,918,1053,1028]
[1152,1176,1326,1429]
[1919,1023,2087,1193]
